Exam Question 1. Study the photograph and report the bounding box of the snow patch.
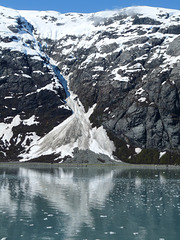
[135,148,142,154]
[33,70,45,75]
[138,97,147,102]
[22,74,31,78]
[0,115,21,146]
[159,151,166,158]
[112,68,129,82]
[23,115,39,126]
[135,87,144,95]
[104,107,109,112]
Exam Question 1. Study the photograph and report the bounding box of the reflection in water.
[18,167,114,238]
[0,167,115,239]
[0,166,180,240]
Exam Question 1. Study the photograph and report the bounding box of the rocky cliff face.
[0,7,72,161]
[0,6,180,163]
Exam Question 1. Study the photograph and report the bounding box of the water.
[0,165,180,240]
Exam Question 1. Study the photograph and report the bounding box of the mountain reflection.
[0,166,180,240]
[0,167,115,239]
[23,167,114,238]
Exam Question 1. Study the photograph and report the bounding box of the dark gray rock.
[167,36,180,56]
[63,149,115,165]
[39,9,180,162]
[133,16,161,25]
[0,48,72,161]
[167,25,180,34]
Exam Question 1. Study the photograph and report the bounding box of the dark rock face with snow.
[0,6,180,163]
[0,8,72,161]
[0,49,72,161]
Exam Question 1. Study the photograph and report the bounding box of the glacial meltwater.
[0,165,180,240]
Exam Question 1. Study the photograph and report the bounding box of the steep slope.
[0,6,72,161]
[1,6,180,163]
[0,6,115,163]
[20,6,180,164]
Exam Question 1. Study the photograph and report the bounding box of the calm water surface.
[0,165,180,240]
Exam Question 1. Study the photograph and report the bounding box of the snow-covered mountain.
[0,5,180,164]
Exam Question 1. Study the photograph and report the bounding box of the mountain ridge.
[0,5,180,164]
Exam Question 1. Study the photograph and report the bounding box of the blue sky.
[0,0,179,13]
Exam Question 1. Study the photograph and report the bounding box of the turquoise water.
[0,165,180,240]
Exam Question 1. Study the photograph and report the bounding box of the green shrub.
[159,152,171,164]
[159,151,180,165]
[106,131,135,162]
[133,149,159,164]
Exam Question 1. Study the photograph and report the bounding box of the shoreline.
[0,161,180,170]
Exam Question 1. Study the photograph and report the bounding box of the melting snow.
[135,88,145,95]
[0,114,39,148]
[21,92,115,161]
[23,115,39,126]
[138,97,147,102]
[22,74,31,78]
[0,115,21,146]
[112,68,129,82]
[135,148,142,154]
[159,152,166,158]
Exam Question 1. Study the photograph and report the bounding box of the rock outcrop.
[0,8,72,161]
[1,6,180,163]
